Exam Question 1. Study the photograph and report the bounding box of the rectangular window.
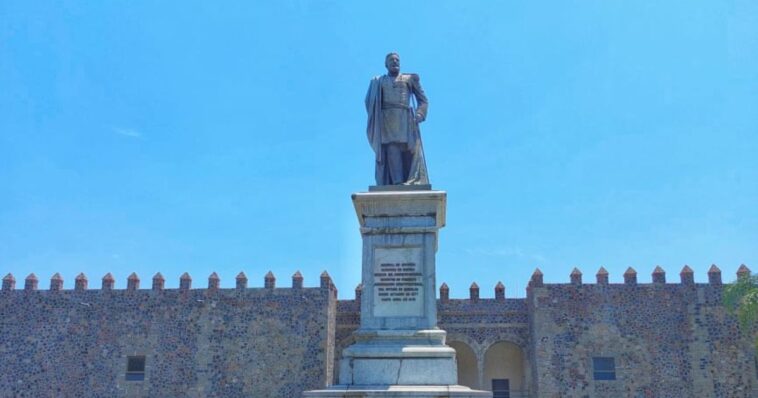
[491,379,510,398]
[126,355,146,381]
[593,357,616,381]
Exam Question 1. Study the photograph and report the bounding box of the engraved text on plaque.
[372,247,424,317]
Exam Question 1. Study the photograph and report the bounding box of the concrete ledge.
[352,190,446,229]
[303,384,492,397]
[368,185,432,192]
[339,356,457,385]
[343,345,456,358]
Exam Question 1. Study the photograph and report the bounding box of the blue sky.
[1,1,756,297]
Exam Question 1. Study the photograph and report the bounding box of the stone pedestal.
[304,188,490,398]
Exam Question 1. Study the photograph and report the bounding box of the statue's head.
[385,52,400,75]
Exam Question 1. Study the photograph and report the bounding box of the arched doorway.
[483,341,525,397]
[449,341,479,389]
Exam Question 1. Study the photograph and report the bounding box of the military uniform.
[379,73,428,144]
[364,73,429,185]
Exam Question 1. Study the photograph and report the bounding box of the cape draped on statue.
[365,75,429,186]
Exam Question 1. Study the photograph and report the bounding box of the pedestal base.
[304,190,491,398]
[303,384,492,398]
[339,329,457,385]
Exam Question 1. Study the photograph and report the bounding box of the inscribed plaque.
[372,247,424,317]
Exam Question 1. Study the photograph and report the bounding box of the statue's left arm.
[410,74,428,122]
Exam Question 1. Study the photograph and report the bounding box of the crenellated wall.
[334,281,532,390]
[527,264,757,398]
[334,265,756,397]
[1,265,755,398]
[0,271,338,398]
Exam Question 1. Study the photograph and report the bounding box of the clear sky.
[1,1,756,297]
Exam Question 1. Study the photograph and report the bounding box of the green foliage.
[723,274,758,347]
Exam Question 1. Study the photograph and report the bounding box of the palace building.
[0,264,755,397]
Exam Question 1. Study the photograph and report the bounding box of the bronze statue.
[365,53,429,186]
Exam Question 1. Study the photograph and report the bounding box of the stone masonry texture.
[0,267,756,397]
[527,281,757,397]
[0,280,336,397]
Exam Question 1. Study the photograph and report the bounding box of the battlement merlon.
[524,265,750,288]
[0,271,341,292]
[0,265,750,293]
[431,265,748,301]
[2,273,15,290]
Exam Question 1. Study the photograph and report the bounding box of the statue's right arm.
[410,74,428,122]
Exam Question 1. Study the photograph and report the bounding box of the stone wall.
[335,269,757,397]
[2,266,755,398]
[438,291,531,393]
[437,286,529,353]
[333,282,531,389]
[0,271,337,398]
[334,296,360,380]
[527,266,757,398]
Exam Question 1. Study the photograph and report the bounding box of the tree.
[723,271,758,348]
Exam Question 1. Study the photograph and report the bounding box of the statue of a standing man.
[365,53,429,186]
